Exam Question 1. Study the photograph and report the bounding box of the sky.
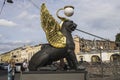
[0,0,120,54]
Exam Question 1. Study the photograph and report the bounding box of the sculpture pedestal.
[21,70,88,80]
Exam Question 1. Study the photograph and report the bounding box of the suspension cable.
[0,0,6,15]
[75,28,112,42]
[28,0,40,9]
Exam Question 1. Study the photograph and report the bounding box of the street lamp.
[100,46,103,62]
[7,0,13,3]
[56,5,74,21]
[99,46,103,78]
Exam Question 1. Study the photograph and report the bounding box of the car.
[1,63,8,70]
[0,62,22,72]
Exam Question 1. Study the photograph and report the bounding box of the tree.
[115,33,120,47]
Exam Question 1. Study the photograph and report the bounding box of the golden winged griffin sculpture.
[29,4,81,71]
[40,3,66,48]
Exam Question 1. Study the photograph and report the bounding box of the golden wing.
[40,3,66,48]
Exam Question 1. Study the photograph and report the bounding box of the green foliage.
[115,33,120,47]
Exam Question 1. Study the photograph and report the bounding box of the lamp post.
[100,46,103,78]
[56,5,74,69]
[100,46,103,62]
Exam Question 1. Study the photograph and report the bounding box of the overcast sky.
[0,0,120,54]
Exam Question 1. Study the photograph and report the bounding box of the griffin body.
[29,20,78,71]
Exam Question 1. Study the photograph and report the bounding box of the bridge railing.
[80,61,120,80]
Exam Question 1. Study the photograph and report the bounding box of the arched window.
[110,54,120,62]
[91,55,101,63]
[79,56,83,62]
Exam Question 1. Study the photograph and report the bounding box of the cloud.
[17,2,32,9]
[17,11,39,20]
[0,40,34,53]
[11,40,32,44]
[0,34,2,37]
[70,0,120,40]
[0,19,18,27]
[74,1,117,21]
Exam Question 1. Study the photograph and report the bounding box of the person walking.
[22,59,29,72]
[8,59,15,80]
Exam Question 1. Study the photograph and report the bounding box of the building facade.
[0,35,118,63]
[0,44,41,63]
[73,35,117,54]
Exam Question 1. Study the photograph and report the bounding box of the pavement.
[0,69,20,80]
[0,69,88,80]
[21,70,88,80]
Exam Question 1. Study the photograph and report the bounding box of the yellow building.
[0,44,41,63]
